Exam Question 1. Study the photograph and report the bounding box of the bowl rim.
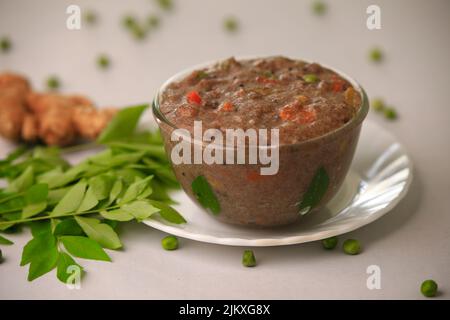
[152,55,369,148]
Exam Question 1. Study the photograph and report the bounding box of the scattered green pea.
[161,235,178,250]
[97,54,110,69]
[242,250,256,267]
[312,1,327,15]
[147,15,160,28]
[0,37,11,53]
[84,10,97,25]
[369,47,383,63]
[224,17,239,33]
[384,107,397,120]
[123,15,137,29]
[303,74,319,83]
[131,25,147,40]
[156,0,173,11]
[371,98,385,112]
[46,76,60,91]
[421,280,438,297]
[343,239,361,255]
[322,236,338,250]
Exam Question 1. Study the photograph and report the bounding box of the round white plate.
[144,120,413,246]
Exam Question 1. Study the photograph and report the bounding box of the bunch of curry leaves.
[0,104,185,283]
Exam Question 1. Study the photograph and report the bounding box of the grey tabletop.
[0,0,449,299]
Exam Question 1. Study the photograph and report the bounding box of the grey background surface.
[0,0,449,299]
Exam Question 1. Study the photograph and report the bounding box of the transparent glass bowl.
[153,57,369,227]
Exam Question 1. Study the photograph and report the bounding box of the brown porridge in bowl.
[154,56,368,227]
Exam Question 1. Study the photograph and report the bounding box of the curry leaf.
[29,220,52,237]
[0,234,14,245]
[74,216,122,250]
[100,209,134,222]
[191,175,221,215]
[57,252,84,284]
[60,236,111,262]
[119,177,152,205]
[51,181,87,216]
[97,104,148,143]
[77,187,99,213]
[21,232,59,281]
[89,175,114,201]
[53,218,85,236]
[298,166,330,215]
[148,200,186,224]
[121,200,160,221]
[8,166,34,193]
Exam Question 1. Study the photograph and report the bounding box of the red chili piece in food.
[186,90,202,104]
[279,103,299,121]
[255,76,278,84]
[295,109,317,124]
[220,101,234,112]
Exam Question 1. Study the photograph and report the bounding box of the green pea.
[369,48,383,63]
[421,280,438,297]
[343,239,361,255]
[371,98,385,112]
[97,54,110,69]
[157,0,173,11]
[131,25,147,40]
[46,76,60,91]
[84,11,97,25]
[161,235,178,250]
[303,74,319,83]
[224,17,239,33]
[123,15,137,29]
[384,107,397,120]
[147,15,160,28]
[242,250,256,267]
[0,37,11,53]
[312,1,327,15]
[322,236,338,250]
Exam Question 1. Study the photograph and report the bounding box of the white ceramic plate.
[143,120,413,246]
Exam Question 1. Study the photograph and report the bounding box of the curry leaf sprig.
[0,104,185,283]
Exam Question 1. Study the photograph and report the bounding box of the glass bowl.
[152,57,369,227]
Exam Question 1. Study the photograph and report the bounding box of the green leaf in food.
[53,218,85,236]
[100,209,134,222]
[298,166,330,215]
[121,200,160,221]
[74,216,122,250]
[148,200,186,224]
[59,236,111,261]
[57,252,84,284]
[51,181,87,216]
[191,176,221,215]
[0,234,14,245]
[97,104,148,143]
